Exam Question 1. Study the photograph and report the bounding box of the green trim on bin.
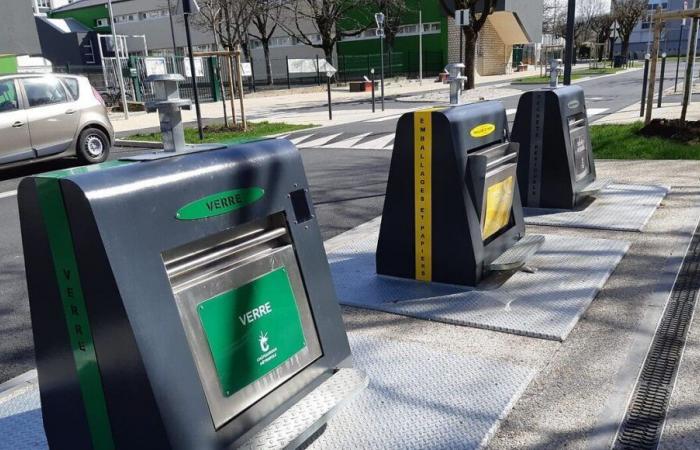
[176,187,265,220]
[37,177,115,450]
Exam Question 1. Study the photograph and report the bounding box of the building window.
[342,22,441,42]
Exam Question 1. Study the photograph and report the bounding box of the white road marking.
[290,134,314,145]
[587,108,609,116]
[365,113,404,123]
[506,108,517,116]
[355,134,396,150]
[0,190,17,200]
[296,133,343,148]
[322,132,372,148]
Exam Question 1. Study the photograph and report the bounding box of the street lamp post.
[107,0,129,120]
[375,12,385,112]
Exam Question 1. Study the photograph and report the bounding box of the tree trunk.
[621,37,631,61]
[262,41,273,85]
[463,28,477,90]
[323,46,333,65]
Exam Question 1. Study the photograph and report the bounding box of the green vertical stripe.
[37,178,115,450]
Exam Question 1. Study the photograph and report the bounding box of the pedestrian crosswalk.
[278,107,610,150]
[278,132,396,150]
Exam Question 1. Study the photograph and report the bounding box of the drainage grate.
[614,224,700,449]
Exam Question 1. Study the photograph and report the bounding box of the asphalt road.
[0,64,688,384]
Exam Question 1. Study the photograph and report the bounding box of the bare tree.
[439,0,497,90]
[281,0,374,64]
[192,0,256,57]
[191,0,224,49]
[249,0,284,85]
[370,0,411,50]
[612,0,647,58]
[590,12,615,61]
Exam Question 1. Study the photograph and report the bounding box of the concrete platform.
[326,219,629,341]
[310,334,535,449]
[524,184,669,232]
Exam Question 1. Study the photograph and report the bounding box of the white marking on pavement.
[355,134,396,150]
[587,108,609,116]
[296,133,343,148]
[506,108,517,116]
[365,113,404,123]
[0,190,17,200]
[322,133,372,148]
[290,134,314,145]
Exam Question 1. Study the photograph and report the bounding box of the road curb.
[0,369,37,399]
[116,139,164,149]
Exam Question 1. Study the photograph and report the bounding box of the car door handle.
[65,109,76,115]
[12,121,24,128]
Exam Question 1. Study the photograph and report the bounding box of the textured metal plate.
[488,234,545,271]
[524,184,668,232]
[240,368,368,449]
[578,178,612,196]
[309,334,536,449]
[0,386,46,450]
[326,220,629,341]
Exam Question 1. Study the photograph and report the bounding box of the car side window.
[0,80,19,113]
[62,78,80,100]
[21,78,68,108]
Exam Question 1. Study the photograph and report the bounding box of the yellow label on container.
[482,176,515,240]
[470,123,496,138]
[414,110,432,281]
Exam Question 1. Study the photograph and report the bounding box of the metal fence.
[56,50,446,104]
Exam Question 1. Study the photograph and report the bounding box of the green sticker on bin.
[198,267,307,397]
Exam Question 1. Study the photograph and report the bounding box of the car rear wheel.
[77,127,110,164]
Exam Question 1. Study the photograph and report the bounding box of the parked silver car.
[0,74,114,168]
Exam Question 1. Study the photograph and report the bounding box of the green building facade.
[336,1,448,80]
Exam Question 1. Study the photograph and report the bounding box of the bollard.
[641,54,651,117]
[658,52,667,108]
[327,71,333,120]
[371,68,376,113]
[145,74,192,152]
[444,63,468,105]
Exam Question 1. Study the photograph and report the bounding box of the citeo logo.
[470,123,496,138]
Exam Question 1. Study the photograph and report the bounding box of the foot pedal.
[579,178,612,196]
[239,368,368,449]
[488,235,545,271]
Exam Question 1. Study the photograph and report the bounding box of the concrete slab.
[325,219,629,341]
[310,333,536,450]
[524,184,668,232]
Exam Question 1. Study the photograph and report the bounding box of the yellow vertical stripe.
[414,110,432,281]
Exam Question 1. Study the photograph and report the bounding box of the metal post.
[644,16,662,124]
[316,55,320,85]
[675,23,684,92]
[682,1,700,122]
[658,53,667,108]
[235,46,247,130]
[249,56,256,93]
[371,68,376,113]
[183,13,204,140]
[167,0,178,56]
[107,0,129,119]
[641,56,650,117]
[380,36,385,111]
[563,0,576,85]
[286,56,291,89]
[226,55,237,126]
[327,75,332,120]
[419,10,423,85]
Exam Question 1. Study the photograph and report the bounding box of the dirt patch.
[638,119,700,144]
